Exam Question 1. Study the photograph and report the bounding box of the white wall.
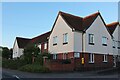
[48,15,74,54]
[73,31,82,52]
[84,16,113,55]
[13,39,24,58]
[113,25,120,55]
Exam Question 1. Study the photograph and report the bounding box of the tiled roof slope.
[106,22,119,35]
[16,31,51,48]
[16,37,31,48]
[59,11,101,32]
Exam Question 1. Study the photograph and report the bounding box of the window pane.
[89,34,94,43]
[63,33,68,43]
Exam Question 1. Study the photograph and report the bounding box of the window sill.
[118,47,120,49]
[103,61,108,63]
[89,43,94,45]
[63,42,68,45]
[53,43,57,46]
[89,61,94,64]
[102,44,107,46]
[113,46,115,48]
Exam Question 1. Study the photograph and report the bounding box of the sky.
[1,2,119,48]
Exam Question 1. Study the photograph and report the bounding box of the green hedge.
[2,59,27,69]
[18,64,50,73]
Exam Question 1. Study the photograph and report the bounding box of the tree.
[23,45,40,64]
[2,47,10,59]
[9,48,13,59]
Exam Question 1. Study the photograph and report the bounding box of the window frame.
[53,36,57,46]
[44,43,47,49]
[63,33,68,45]
[53,54,57,59]
[74,52,80,58]
[102,36,107,46]
[103,54,108,62]
[89,53,94,63]
[88,34,94,45]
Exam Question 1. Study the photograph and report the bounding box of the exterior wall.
[73,31,82,52]
[113,25,120,56]
[84,16,113,55]
[49,15,74,54]
[13,39,24,58]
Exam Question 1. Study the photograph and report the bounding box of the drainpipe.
[82,31,85,66]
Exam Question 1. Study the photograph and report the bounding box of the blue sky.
[2,2,119,48]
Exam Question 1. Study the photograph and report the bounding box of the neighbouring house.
[106,22,120,67]
[13,11,119,70]
[48,11,114,69]
[13,31,51,58]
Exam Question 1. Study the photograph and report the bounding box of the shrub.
[61,59,71,64]
[2,59,27,69]
[18,63,50,73]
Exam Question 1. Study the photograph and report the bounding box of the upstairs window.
[103,54,108,62]
[102,36,107,46]
[74,53,80,58]
[89,53,94,63]
[118,41,120,49]
[44,43,47,49]
[113,40,115,48]
[89,34,94,45]
[53,36,57,45]
[63,33,68,44]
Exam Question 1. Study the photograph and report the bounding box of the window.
[102,36,107,46]
[89,34,94,45]
[118,41,120,49]
[53,36,57,45]
[103,54,107,62]
[38,44,41,49]
[63,33,68,44]
[44,43,47,49]
[89,53,94,63]
[113,40,115,48]
[74,53,80,58]
[53,54,57,59]
[63,53,68,59]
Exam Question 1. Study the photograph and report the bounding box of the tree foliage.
[23,45,40,64]
[2,47,11,59]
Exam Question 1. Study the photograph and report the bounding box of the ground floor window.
[74,52,80,58]
[53,54,57,59]
[103,54,108,62]
[89,53,94,63]
[63,53,68,59]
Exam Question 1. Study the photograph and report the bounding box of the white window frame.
[44,43,47,49]
[74,53,80,58]
[89,34,94,44]
[63,33,68,44]
[53,36,57,45]
[38,44,41,50]
[53,54,57,59]
[63,53,67,59]
[102,36,107,45]
[89,53,94,63]
[103,54,108,62]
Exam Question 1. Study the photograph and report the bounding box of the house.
[13,11,119,69]
[106,22,120,66]
[13,31,51,58]
[48,11,113,68]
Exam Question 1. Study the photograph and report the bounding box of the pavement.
[1,67,120,80]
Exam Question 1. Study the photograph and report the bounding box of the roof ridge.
[106,22,119,26]
[83,12,100,19]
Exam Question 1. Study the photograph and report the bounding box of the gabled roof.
[52,11,107,33]
[16,37,31,48]
[106,22,119,35]
[31,31,51,44]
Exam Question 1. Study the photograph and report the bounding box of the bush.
[61,59,71,64]
[2,58,27,69]
[18,63,50,73]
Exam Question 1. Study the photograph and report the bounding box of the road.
[1,68,120,80]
